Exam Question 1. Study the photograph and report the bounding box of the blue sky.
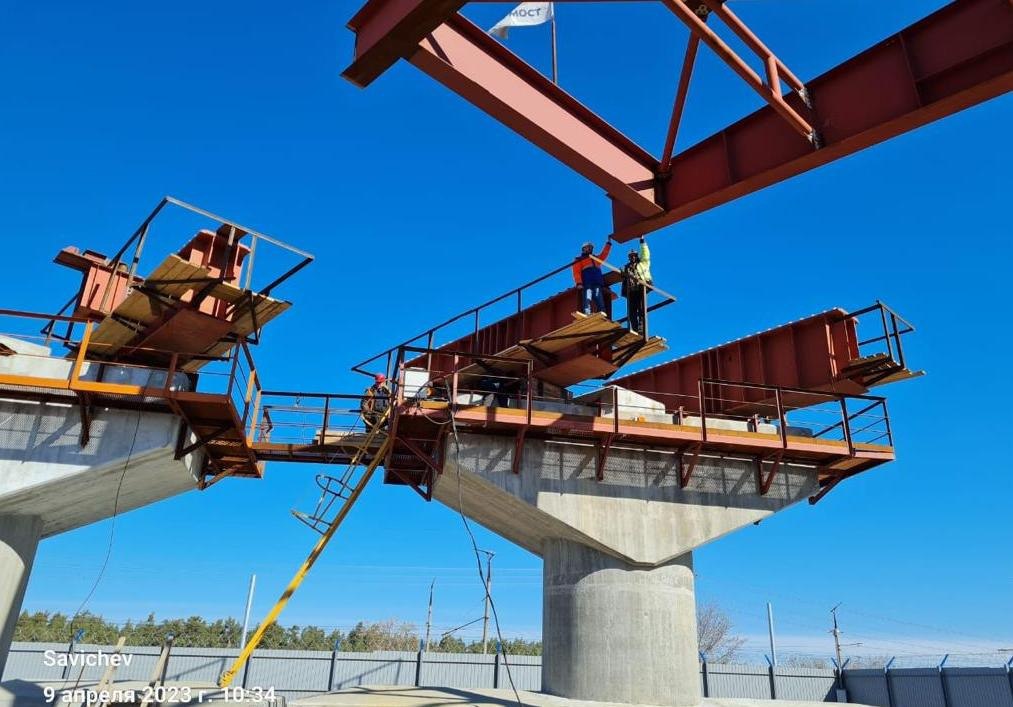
[1,0,1010,663]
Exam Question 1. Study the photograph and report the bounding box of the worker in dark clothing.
[621,237,652,336]
[361,373,392,430]
[572,238,613,316]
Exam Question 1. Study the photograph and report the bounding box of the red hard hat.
[375,373,387,383]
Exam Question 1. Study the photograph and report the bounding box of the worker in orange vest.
[572,238,612,316]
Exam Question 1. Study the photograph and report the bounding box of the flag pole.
[550,4,558,84]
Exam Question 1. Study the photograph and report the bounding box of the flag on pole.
[489,2,554,39]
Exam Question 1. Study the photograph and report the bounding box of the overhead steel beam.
[409,15,664,218]
[612,0,1013,239]
[343,0,468,88]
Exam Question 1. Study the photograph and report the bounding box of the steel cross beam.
[615,0,1013,239]
[345,0,1013,241]
[409,15,664,219]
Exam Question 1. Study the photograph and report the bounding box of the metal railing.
[353,255,677,378]
[39,196,314,346]
[388,346,893,456]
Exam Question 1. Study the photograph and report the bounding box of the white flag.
[489,2,554,39]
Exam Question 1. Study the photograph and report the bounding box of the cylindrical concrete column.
[542,539,700,706]
[0,515,43,677]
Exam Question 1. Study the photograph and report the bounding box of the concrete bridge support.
[543,540,699,705]
[0,515,42,675]
[437,432,820,706]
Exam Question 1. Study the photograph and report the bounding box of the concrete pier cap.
[437,432,820,706]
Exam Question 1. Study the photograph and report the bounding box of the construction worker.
[361,374,391,430]
[621,237,652,336]
[572,238,613,316]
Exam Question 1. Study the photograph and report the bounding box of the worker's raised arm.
[639,238,650,268]
[597,240,613,261]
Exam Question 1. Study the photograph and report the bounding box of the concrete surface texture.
[0,343,202,538]
[436,433,818,566]
[542,541,699,706]
[288,686,869,706]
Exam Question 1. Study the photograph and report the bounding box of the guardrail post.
[700,652,709,698]
[877,302,894,362]
[774,387,787,448]
[697,380,707,442]
[839,397,854,455]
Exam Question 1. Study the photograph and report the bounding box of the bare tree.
[697,603,746,663]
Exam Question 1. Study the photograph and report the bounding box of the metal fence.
[5,642,1013,705]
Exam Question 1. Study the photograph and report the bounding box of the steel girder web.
[343,0,1013,241]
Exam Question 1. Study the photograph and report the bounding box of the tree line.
[13,612,542,655]
[15,603,748,661]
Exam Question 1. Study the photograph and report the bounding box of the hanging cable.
[442,383,524,707]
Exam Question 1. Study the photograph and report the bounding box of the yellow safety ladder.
[218,412,392,687]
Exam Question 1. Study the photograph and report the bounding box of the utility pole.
[831,604,844,675]
[240,574,256,649]
[424,579,435,653]
[766,602,777,667]
[480,551,495,654]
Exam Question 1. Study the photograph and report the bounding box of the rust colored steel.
[343,0,1013,241]
[610,308,885,416]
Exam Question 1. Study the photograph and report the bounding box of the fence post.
[327,648,339,692]
[414,642,424,687]
[883,656,896,707]
[700,652,709,698]
[493,651,501,689]
[939,654,952,707]
[765,655,777,699]
[1006,655,1013,702]
[241,653,251,689]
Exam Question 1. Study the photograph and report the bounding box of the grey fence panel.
[246,649,332,700]
[892,668,946,707]
[419,652,495,689]
[7,642,1013,705]
[164,648,238,684]
[3,643,71,681]
[329,651,416,689]
[707,663,772,699]
[774,666,836,702]
[842,669,889,707]
[945,667,1013,707]
[497,655,541,692]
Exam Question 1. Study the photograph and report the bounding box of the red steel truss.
[343,0,1013,240]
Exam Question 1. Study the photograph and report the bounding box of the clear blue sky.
[2,0,1010,662]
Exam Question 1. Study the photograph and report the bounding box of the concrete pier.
[437,431,820,706]
[0,515,42,677]
[542,541,699,706]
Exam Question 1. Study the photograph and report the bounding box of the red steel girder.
[613,0,1013,239]
[410,16,664,219]
[345,0,1012,241]
[345,11,663,219]
[610,307,881,416]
